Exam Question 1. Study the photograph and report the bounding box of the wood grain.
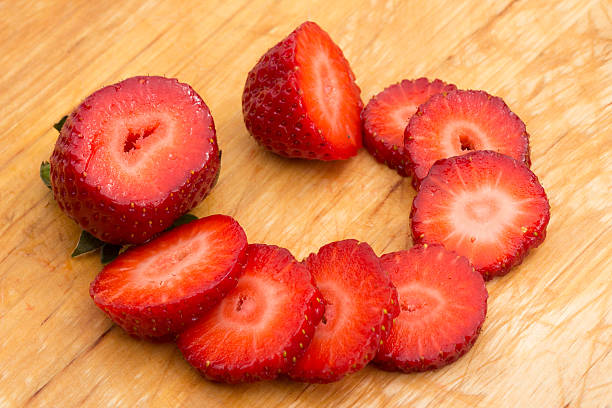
[0,0,611,407]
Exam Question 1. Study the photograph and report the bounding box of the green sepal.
[101,244,122,265]
[53,115,67,132]
[71,230,104,257]
[40,161,51,189]
[171,213,199,229]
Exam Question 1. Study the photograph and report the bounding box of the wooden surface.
[0,0,610,407]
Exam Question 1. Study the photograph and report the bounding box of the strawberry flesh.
[177,244,324,383]
[90,215,247,340]
[374,244,488,372]
[411,150,550,279]
[289,240,399,383]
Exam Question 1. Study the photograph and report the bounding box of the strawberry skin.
[405,89,530,187]
[363,78,456,176]
[177,244,324,383]
[90,215,247,340]
[411,150,550,279]
[50,76,220,245]
[242,21,363,160]
[289,240,399,383]
[374,244,488,372]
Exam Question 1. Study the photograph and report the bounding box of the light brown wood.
[0,0,610,406]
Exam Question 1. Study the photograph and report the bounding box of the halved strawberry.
[89,215,247,340]
[411,151,550,279]
[405,89,530,187]
[289,240,398,383]
[363,78,456,175]
[177,244,324,383]
[50,76,220,244]
[374,244,488,372]
[242,21,363,160]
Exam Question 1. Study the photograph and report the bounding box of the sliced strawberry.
[363,78,456,175]
[405,89,530,187]
[289,240,398,383]
[374,244,488,372]
[50,76,220,244]
[177,244,324,383]
[411,151,550,279]
[89,215,247,340]
[242,21,363,160]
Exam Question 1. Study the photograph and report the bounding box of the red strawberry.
[289,240,399,383]
[242,21,363,160]
[363,78,456,175]
[177,244,324,383]
[374,244,488,372]
[50,76,220,245]
[411,151,550,279]
[90,215,247,340]
[405,89,530,187]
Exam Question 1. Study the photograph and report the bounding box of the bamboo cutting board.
[0,0,610,406]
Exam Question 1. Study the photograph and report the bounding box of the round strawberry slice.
[289,240,399,383]
[411,150,550,279]
[50,76,220,244]
[242,21,363,160]
[177,244,324,383]
[405,89,530,187]
[363,78,456,176]
[90,215,247,340]
[374,244,488,372]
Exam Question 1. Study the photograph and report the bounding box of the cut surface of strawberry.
[374,244,488,372]
[411,150,550,279]
[90,215,247,340]
[289,240,398,383]
[405,89,530,187]
[177,244,324,383]
[242,21,362,160]
[50,76,220,244]
[363,78,456,175]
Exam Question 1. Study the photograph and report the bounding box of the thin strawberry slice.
[289,240,399,383]
[177,244,324,383]
[374,244,488,372]
[363,78,456,175]
[405,89,530,187]
[411,151,550,279]
[90,215,247,340]
[242,21,363,160]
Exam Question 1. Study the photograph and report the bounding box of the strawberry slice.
[242,21,363,160]
[289,240,399,383]
[411,151,550,279]
[363,78,456,175]
[405,89,530,187]
[177,244,324,383]
[374,244,488,372]
[89,215,247,340]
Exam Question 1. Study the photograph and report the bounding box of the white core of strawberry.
[440,120,488,156]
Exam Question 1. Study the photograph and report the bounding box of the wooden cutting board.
[1,0,610,406]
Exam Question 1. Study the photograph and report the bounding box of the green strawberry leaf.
[40,161,51,189]
[101,244,122,265]
[71,230,105,257]
[171,213,199,228]
[54,115,68,132]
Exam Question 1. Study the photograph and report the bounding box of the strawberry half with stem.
[405,89,530,187]
[50,76,220,244]
[242,21,363,160]
[289,240,399,383]
[90,214,247,340]
[411,150,550,279]
[374,244,488,372]
[363,78,456,175]
[177,244,324,383]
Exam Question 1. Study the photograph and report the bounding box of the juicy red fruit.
[242,21,363,160]
[405,89,530,187]
[363,78,456,175]
[411,150,550,279]
[289,240,399,383]
[90,215,247,340]
[177,244,324,383]
[50,76,220,244]
[374,244,488,372]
